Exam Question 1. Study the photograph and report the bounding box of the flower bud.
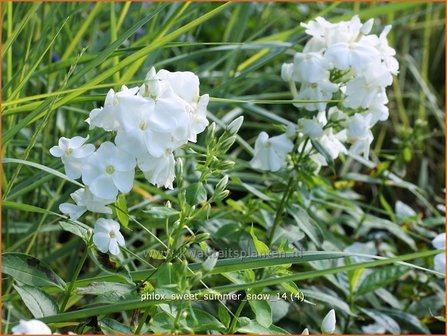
[227,116,244,134]
[202,252,219,272]
[194,232,210,243]
[321,309,336,334]
[301,328,310,335]
[360,18,374,35]
[219,135,237,153]
[144,67,161,99]
[216,175,229,192]
[281,63,294,82]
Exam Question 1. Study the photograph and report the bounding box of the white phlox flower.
[52,66,213,221]
[294,80,338,112]
[318,129,347,161]
[432,233,446,274]
[277,15,398,163]
[93,218,125,256]
[59,188,115,220]
[49,136,95,179]
[343,60,392,109]
[250,132,294,172]
[114,97,188,158]
[12,320,52,335]
[151,68,210,143]
[344,113,374,158]
[325,41,379,72]
[82,142,136,199]
[87,85,142,132]
[293,52,331,83]
[299,110,328,139]
[138,150,176,190]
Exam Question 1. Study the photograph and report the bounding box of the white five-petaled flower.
[59,188,115,220]
[343,60,393,109]
[432,233,446,274]
[294,80,338,112]
[87,85,142,132]
[114,96,187,158]
[319,129,347,161]
[138,150,176,190]
[145,68,210,143]
[82,142,136,199]
[344,113,374,158]
[250,132,294,172]
[321,309,336,334]
[93,218,125,256]
[293,51,331,83]
[12,319,52,335]
[299,110,328,139]
[49,136,95,179]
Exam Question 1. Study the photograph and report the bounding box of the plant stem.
[267,175,295,246]
[228,299,247,334]
[135,307,151,334]
[60,248,88,312]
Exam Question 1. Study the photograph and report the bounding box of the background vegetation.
[2,1,445,334]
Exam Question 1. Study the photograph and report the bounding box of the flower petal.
[90,175,118,199]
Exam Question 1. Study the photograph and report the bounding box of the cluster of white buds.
[51,67,209,255]
[251,15,398,171]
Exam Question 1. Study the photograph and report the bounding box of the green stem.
[135,307,151,334]
[60,249,88,312]
[228,299,247,334]
[267,175,295,246]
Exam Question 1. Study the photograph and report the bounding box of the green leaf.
[2,158,83,188]
[13,283,58,318]
[2,253,66,290]
[249,225,270,255]
[288,204,324,247]
[76,282,134,296]
[99,318,133,334]
[2,200,60,216]
[144,206,180,218]
[218,305,231,328]
[249,299,272,328]
[377,308,430,334]
[150,312,175,333]
[357,266,409,295]
[185,182,207,206]
[115,194,129,228]
[361,308,401,334]
[185,309,225,332]
[237,319,275,334]
[301,289,355,316]
[59,221,91,243]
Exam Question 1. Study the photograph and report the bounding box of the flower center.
[65,148,73,156]
[139,121,148,130]
[109,230,116,239]
[105,165,115,175]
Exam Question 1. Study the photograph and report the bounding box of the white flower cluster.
[251,16,398,171]
[51,67,209,255]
